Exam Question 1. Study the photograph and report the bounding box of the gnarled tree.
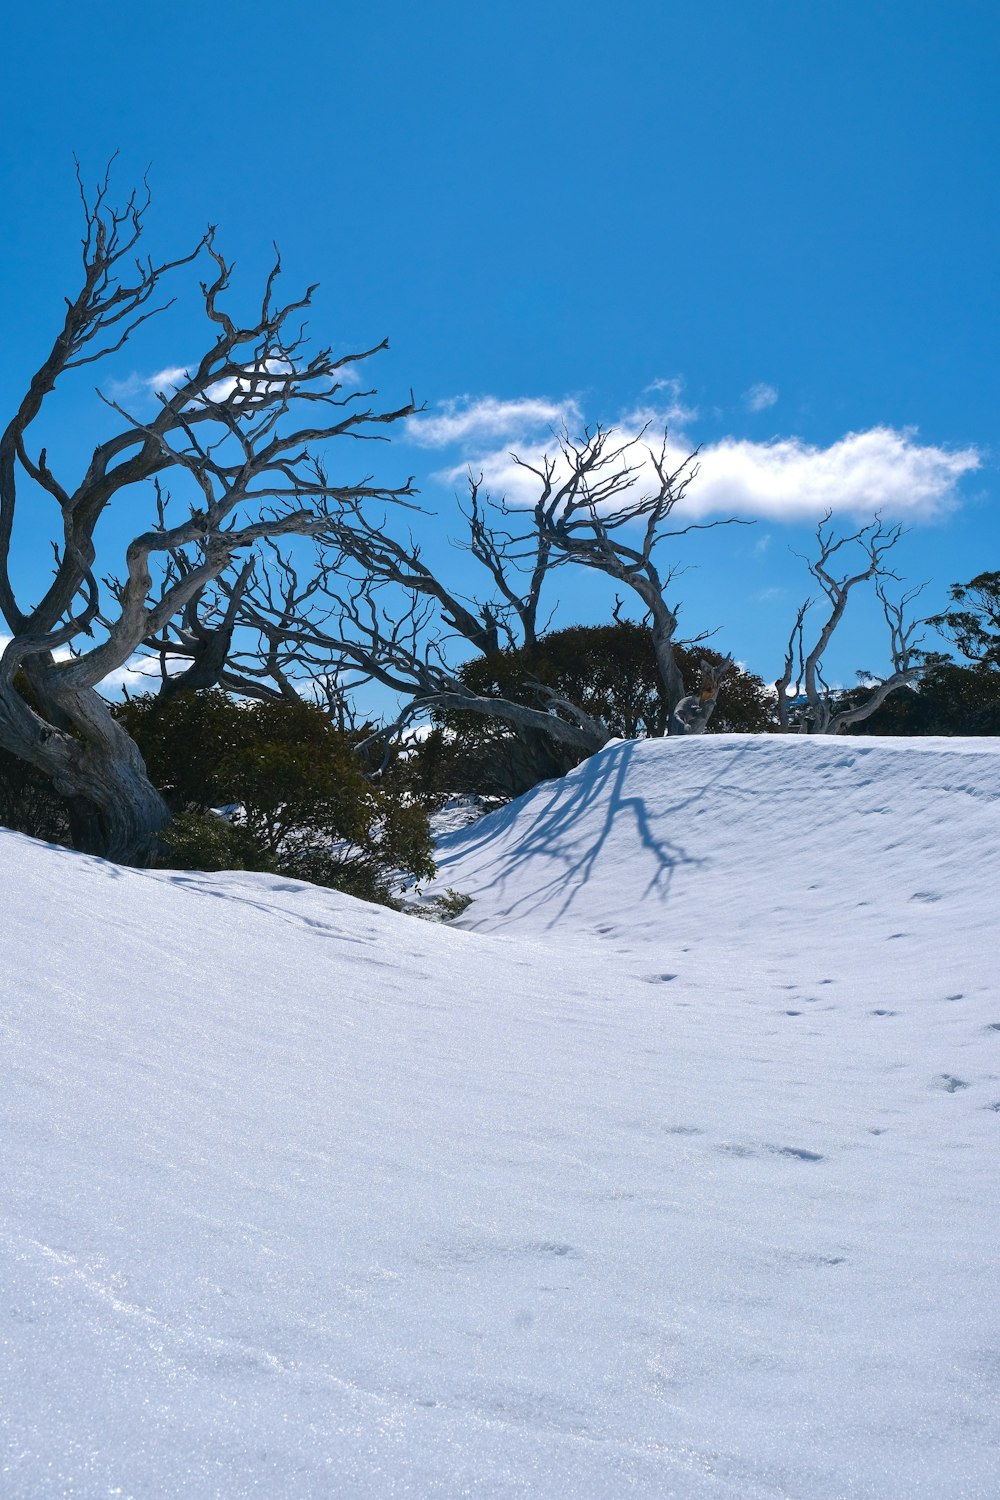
[514,426,746,732]
[775,513,925,733]
[0,166,414,862]
[142,424,748,779]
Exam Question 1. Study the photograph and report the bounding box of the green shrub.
[841,661,1000,736]
[158,809,266,872]
[401,622,775,800]
[117,690,435,904]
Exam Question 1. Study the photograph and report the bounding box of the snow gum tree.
[0,165,414,863]
[774,513,926,733]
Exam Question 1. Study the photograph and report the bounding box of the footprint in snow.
[716,1143,824,1163]
[643,973,678,984]
[933,1075,969,1093]
[871,1009,897,1017]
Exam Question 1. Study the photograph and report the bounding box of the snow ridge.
[2,735,999,1498]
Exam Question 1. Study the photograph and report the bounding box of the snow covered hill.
[2,736,999,1499]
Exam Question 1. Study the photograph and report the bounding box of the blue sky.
[1,0,997,690]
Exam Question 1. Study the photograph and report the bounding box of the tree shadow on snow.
[435,739,753,929]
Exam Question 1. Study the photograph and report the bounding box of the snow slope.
[2,736,999,1499]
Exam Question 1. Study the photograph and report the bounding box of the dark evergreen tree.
[402,622,773,800]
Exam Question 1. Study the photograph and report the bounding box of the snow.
[2,734,999,1498]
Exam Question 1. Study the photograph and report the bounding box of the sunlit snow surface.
[2,735,999,1498]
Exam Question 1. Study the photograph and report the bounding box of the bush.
[841,661,1000,736]
[117,691,435,904]
[158,809,265,872]
[401,622,775,800]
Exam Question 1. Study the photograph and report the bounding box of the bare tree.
[128,453,611,769]
[156,425,742,767]
[181,548,611,764]
[515,426,745,731]
[0,165,414,862]
[671,655,736,734]
[774,513,925,734]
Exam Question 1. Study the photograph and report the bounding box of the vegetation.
[118,692,435,905]
[838,572,1000,737]
[399,623,772,799]
[0,165,989,877]
[840,660,1000,737]
[928,572,1000,669]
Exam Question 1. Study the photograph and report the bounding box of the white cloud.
[640,377,699,426]
[743,382,779,412]
[405,395,582,450]
[687,427,979,522]
[438,409,980,524]
[104,367,189,403]
[148,366,189,393]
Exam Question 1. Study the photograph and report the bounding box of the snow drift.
[2,735,999,1498]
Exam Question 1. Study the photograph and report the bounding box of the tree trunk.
[62,764,171,863]
[647,600,688,731]
[0,674,170,864]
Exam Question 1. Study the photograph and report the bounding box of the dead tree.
[671,655,736,734]
[153,428,739,764]
[0,164,414,862]
[130,463,613,772]
[135,426,745,774]
[514,427,746,732]
[774,513,925,734]
[178,550,612,765]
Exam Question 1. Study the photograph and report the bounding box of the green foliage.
[436,888,473,920]
[928,572,1000,668]
[458,623,773,737]
[118,691,435,904]
[158,809,265,872]
[398,720,574,803]
[842,569,1000,736]
[401,621,775,800]
[405,886,473,923]
[116,688,253,811]
[842,660,1000,737]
